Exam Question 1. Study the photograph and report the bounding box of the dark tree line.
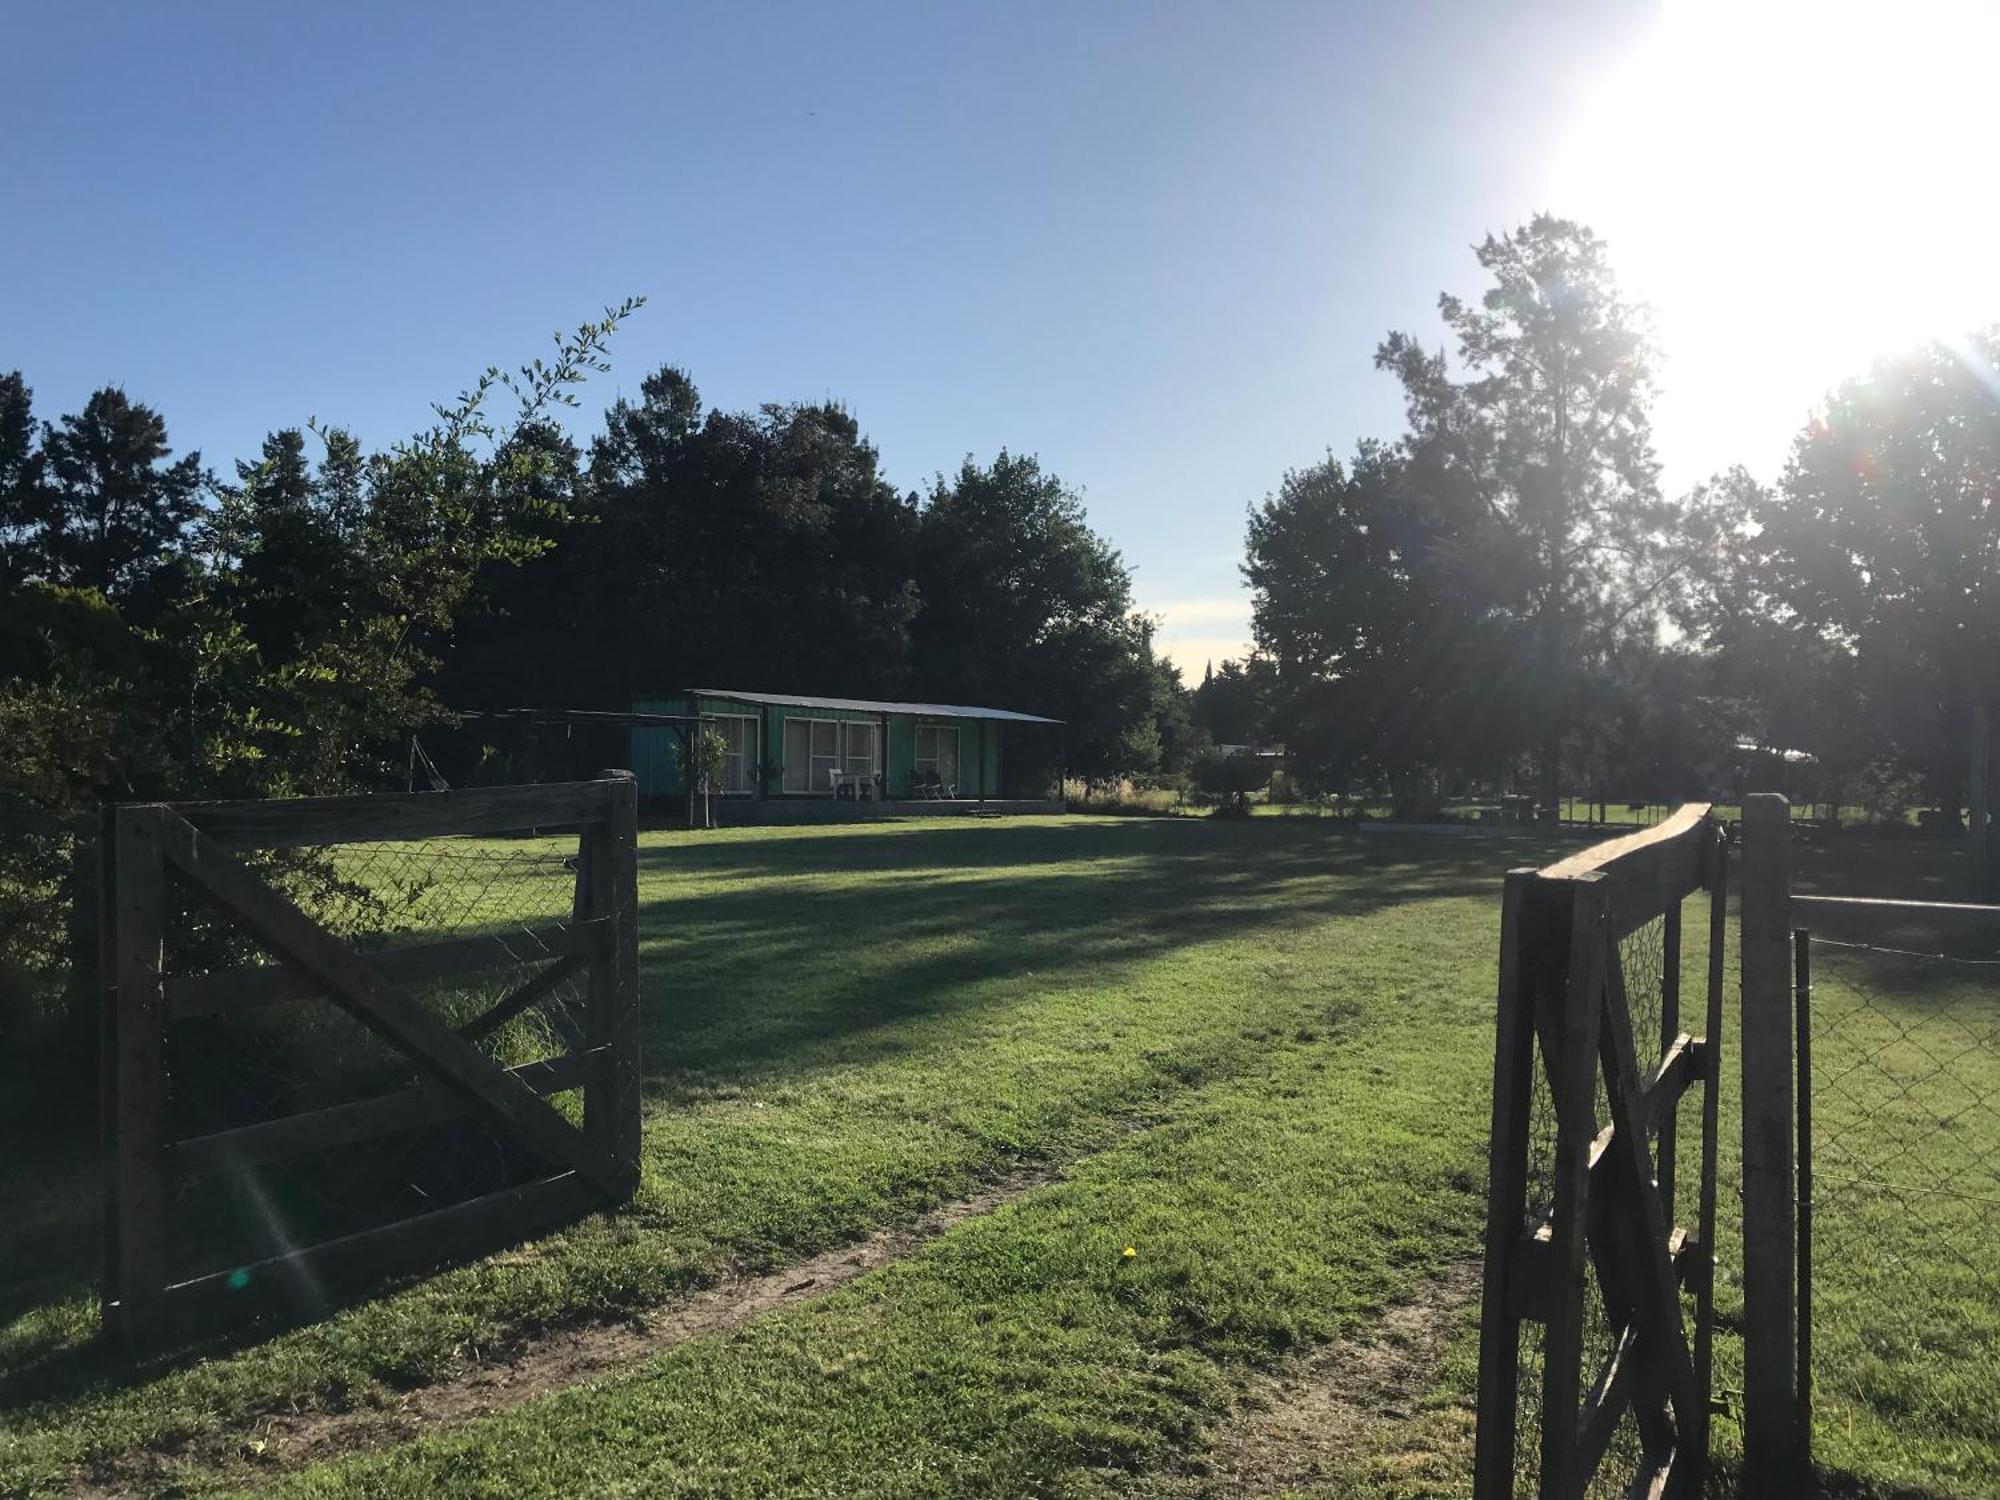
[1229,216,2000,828]
[2,324,1200,1051]
[442,368,1185,782]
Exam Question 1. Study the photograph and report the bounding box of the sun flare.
[1551,0,2000,478]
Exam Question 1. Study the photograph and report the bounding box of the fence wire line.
[159,833,590,1286]
[1810,935,2000,966]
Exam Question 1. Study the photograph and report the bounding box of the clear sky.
[9,2,1991,674]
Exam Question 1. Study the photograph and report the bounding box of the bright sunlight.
[1552,0,2000,476]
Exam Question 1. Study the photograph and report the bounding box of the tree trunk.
[1539,733,1561,825]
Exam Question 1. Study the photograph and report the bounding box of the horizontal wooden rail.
[1538,803,1712,937]
[160,779,615,851]
[1509,1217,1704,1324]
[1792,893,2000,922]
[168,1048,604,1177]
[153,1171,601,1331]
[166,919,608,1020]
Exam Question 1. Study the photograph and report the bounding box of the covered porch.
[630,688,1066,812]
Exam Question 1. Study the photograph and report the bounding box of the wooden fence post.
[1971,704,1990,897]
[1740,793,1799,1485]
[581,771,642,1198]
[109,805,169,1345]
[1473,869,1539,1498]
[600,771,642,1195]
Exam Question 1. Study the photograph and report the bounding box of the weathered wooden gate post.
[1740,793,1800,1486]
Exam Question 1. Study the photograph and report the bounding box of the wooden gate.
[1473,805,1726,1498]
[95,776,641,1344]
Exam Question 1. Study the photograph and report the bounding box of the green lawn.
[0,815,1547,1495]
[3,816,1988,1498]
[1779,842,2000,1498]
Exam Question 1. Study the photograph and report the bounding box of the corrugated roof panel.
[683,689,1063,724]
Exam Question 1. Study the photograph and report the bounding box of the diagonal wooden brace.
[1597,937,1703,1462]
[155,810,627,1200]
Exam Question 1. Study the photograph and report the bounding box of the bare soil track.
[1162,1261,1479,1497]
[71,1165,1062,1497]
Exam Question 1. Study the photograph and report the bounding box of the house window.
[783,718,881,793]
[915,723,960,791]
[712,715,757,794]
[841,721,878,780]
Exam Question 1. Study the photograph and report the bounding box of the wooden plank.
[165,920,609,1020]
[1539,804,1712,882]
[159,1171,600,1332]
[1538,877,1610,1500]
[1643,1034,1704,1136]
[1474,870,1542,1499]
[576,791,614,1178]
[1508,1224,1702,1326]
[109,806,169,1345]
[1739,794,1798,1487]
[1508,1223,1554,1321]
[1539,806,1711,939]
[169,1048,603,1177]
[93,801,121,1340]
[1659,897,1683,1207]
[156,812,627,1200]
[1795,926,1814,1473]
[161,779,613,851]
[1790,893,2000,923]
[1687,825,1727,1493]
[1630,1453,1676,1500]
[600,773,642,1195]
[1573,1324,1643,1482]
[456,955,587,1044]
[1598,940,1702,1455]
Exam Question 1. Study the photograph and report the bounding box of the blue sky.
[5,2,1655,671]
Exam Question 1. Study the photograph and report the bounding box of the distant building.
[629,688,1064,819]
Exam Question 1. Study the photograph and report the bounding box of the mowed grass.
[1319,833,2000,1500]
[0,815,1551,1495]
[1777,837,2000,1500]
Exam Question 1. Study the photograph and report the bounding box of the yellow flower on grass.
[1121,1245,1138,1259]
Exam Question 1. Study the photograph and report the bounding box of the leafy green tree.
[1733,334,2000,822]
[207,428,369,668]
[23,386,207,611]
[0,372,42,587]
[1190,657,1274,747]
[453,367,923,722]
[1375,215,1669,815]
[1243,444,1530,792]
[913,451,1166,780]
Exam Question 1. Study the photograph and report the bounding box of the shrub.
[1190,752,1272,812]
[1853,762,1923,830]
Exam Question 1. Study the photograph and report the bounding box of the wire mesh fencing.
[158,835,590,1285]
[99,778,640,1342]
[1800,923,2000,1494]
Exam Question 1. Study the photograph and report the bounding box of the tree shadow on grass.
[632,817,1541,1090]
[0,818,1543,1416]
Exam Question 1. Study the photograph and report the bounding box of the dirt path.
[1154,1260,1480,1497]
[72,1164,1065,1497]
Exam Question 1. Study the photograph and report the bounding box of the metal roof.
[683,689,1063,725]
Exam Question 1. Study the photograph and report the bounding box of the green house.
[630,689,1064,816]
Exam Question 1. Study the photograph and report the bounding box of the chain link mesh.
[1804,927,2000,1491]
[157,833,589,1286]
